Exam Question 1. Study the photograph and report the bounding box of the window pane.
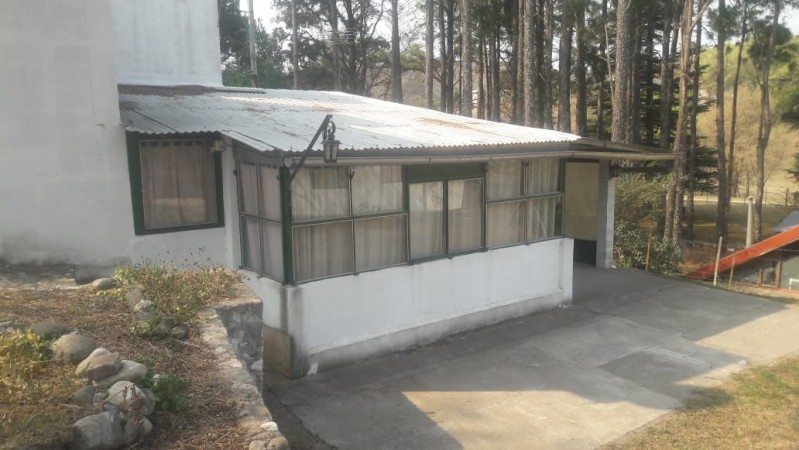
[261,221,283,281]
[487,200,525,248]
[528,196,563,242]
[292,167,350,221]
[241,216,262,273]
[141,141,218,229]
[293,221,354,281]
[409,182,444,259]
[448,178,483,252]
[238,163,258,216]
[352,166,403,214]
[355,215,407,271]
[486,161,522,200]
[259,165,281,220]
[527,158,561,195]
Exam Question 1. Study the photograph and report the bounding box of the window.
[407,165,484,260]
[291,166,406,282]
[238,163,284,281]
[130,138,223,234]
[485,159,563,248]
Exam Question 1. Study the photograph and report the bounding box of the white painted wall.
[247,239,573,375]
[0,0,133,266]
[111,0,223,86]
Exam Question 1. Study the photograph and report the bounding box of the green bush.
[139,372,188,413]
[113,262,241,336]
[614,221,681,275]
[0,331,52,394]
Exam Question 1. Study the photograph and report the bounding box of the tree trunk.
[535,0,546,126]
[330,0,341,91]
[524,0,536,126]
[574,0,587,136]
[686,9,702,242]
[669,0,694,243]
[478,35,486,119]
[727,3,747,210]
[438,0,448,111]
[659,0,675,150]
[461,0,473,117]
[596,0,608,139]
[510,1,521,124]
[629,23,641,143]
[543,0,554,128]
[516,0,526,124]
[755,1,782,241]
[390,0,403,102]
[644,21,656,146]
[425,0,434,108]
[612,0,632,142]
[557,0,572,132]
[492,31,501,120]
[291,0,299,89]
[715,0,727,239]
[446,0,455,113]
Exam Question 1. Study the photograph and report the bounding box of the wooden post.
[727,256,736,289]
[645,227,653,271]
[713,235,723,287]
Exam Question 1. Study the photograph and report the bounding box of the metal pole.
[247,0,258,87]
[746,196,754,247]
[645,227,653,271]
[713,235,723,287]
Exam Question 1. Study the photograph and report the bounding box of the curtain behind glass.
[487,161,522,200]
[355,215,407,271]
[528,197,562,241]
[239,163,258,216]
[141,141,217,229]
[293,221,354,281]
[448,179,483,252]
[259,166,281,220]
[261,221,284,280]
[409,182,444,258]
[352,166,403,214]
[527,159,560,195]
[292,167,350,221]
[487,200,525,248]
[241,217,262,273]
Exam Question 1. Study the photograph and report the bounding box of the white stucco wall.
[111,0,222,86]
[247,239,574,375]
[0,0,133,265]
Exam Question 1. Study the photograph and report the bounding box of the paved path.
[265,266,799,449]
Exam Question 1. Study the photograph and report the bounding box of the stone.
[260,422,279,433]
[69,411,124,450]
[151,319,174,339]
[133,300,154,322]
[125,285,145,307]
[29,322,72,340]
[106,381,147,414]
[122,415,153,445]
[267,435,290,450]
[169,324,189,340]
[95,360,147,386]
[86,352,122,382]
[92,392,106,405]
[76,348,111,377]
[71,385,100,406]
[250,359,264,372]
[249,440,267,450]
[140,388,157,416]
[91,278,115,291]
[0,321,15,334]
[53,334,97,364]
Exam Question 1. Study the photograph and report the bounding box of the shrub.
[140,372,188,413]
[0,330,51,389]
[614,221,682,275]
[113,262,241,336]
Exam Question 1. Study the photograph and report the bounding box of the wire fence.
[696,188,799,207]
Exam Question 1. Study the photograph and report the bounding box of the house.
[1,0,676,378]
[687,225,799,291]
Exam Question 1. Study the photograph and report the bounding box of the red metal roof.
[686,225,799,280]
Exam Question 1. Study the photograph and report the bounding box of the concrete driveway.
[264,265,799,449]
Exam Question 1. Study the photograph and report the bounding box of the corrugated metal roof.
[119,85,583,154]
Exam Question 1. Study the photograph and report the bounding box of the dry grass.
[0,286,250,449]
[606,356,799,449]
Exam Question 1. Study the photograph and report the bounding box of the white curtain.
[355,215,407,271]
[528,197,560,241]
[527,158,560,195]
[486,161,522,200]
[352,166,403,214]
[410,182,444,258]
[241,217,262,273]
[260,166,282,220]
[141,141,217,229]
[239,163,259,216]
[293,221,354,281]
[448,179,483,252]
[487,200,525,248]
[261,221,284,280]
[292,167,350,220]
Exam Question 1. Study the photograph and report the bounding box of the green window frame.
[485,159,564,249]
[126,133,225,236]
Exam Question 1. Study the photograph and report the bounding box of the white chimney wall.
[111,0,223,86]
